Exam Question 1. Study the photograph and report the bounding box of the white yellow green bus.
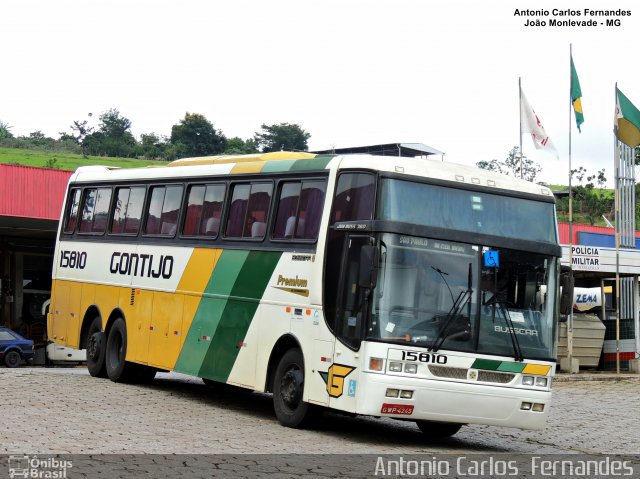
[48,151,563,436]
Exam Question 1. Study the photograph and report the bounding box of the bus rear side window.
[63,188,81,234]
[145,185,183,236]
[79,187,112,234]
[183,184,225,237]
[272,180,326,240]
[111,187,145,235]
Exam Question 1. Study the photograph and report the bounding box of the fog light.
[400,390,413,399]
[386,388,400,398]
[369,357,384,371]
[535,377,548,387]
[522,376,534,386]
[389,361,403,372]
[532,403,545,412]
[521,402,532,410]
[404,363,418,374]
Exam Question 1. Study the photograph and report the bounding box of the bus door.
[328,235,376,413]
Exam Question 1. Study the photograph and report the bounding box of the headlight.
[389,361,403,372]
[386,388,400,398]
[522,376,534,386]
[535,376,548,387]
[404,363,418,374]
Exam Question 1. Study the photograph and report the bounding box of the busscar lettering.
[110,252,174,279]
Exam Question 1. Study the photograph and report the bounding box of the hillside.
[0,147,168,171]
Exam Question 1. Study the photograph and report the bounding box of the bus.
[48,150,564,436]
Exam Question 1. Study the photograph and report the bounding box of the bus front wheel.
[273,348,317,428]
[415,420,463,437]
[86,316,107,378]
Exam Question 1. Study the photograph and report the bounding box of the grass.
[0,147,168,171]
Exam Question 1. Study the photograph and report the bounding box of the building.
[559,221,640,370]
[0,164,72,343]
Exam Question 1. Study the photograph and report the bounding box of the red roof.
[558,221,640,244]
[0,164,72,221]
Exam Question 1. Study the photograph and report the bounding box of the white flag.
[520,89,558,158]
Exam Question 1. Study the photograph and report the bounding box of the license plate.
[381,403,414,415]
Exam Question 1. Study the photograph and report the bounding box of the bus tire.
[415,420,462,437]
[105,317,136,383]
[86,316,107,378]
[272,348,317,428]
[4,350,22,368]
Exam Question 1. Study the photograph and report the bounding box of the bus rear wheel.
[105,317,138,383]
[272,348,317,428]
[415,420,463,437]
[86,316,107,378]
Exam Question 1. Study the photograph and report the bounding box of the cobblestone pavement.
[2,367,638,457]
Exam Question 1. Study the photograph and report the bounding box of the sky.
[1,0,638,186]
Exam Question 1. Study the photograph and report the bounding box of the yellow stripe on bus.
[176,248,222,294]
[522,364,551,376]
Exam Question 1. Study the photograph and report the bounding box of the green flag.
[615,88,640,148]
[570,57,584,132]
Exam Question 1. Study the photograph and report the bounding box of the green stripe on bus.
[198,250,282,382]
[261,160,297,173]
[173,250,249,376]
[497,362,526,373]
[471,359,502,370]
[288,155,334,171]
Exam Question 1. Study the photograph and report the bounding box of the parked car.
[0,326,35,367]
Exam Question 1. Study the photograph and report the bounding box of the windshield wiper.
[484,295,524,362]
[429,264,472,352]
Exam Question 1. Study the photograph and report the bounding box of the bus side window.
[225,183,272,239]
[144,185,183,236]
[183,184,226,237]
[79,187,112,234]
[272,180,326,241]
[62,188,81,234]
[330,173,375,223]
[111,186,145,235]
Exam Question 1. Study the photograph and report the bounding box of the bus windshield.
[378,178,558,244]
[368,233,557,361]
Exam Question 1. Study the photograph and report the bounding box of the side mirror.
[358,244,379,289]
[559,267,574,316]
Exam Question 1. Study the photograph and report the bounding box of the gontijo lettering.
[110,252,174,279]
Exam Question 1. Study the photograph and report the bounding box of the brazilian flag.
[571,57,584,132]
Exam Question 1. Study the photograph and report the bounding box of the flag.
[615,87,640,148]
[520,88,558,158]
[571,57,584,132]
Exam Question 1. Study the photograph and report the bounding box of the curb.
[554,373,640,382]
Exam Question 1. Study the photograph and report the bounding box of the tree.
[253,123,310,153]
[224,137,259,154]
[476,146,542,182]
[83,109,136,157]
[68,114,95,156]
[0,120,13,140]
[170,113,226,158]
[139,133,169,159]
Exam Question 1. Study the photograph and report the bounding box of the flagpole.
[614,82,621,374]
[567,44,574,372]
[519,77,523,179]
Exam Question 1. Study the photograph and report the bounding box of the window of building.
[182,184,226,237]
[62,188,81,234]
[79,187,112,234]
[225,182,273,239]
[272,180,326,240]
[144,185,183,236]
[111,187,146,235]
